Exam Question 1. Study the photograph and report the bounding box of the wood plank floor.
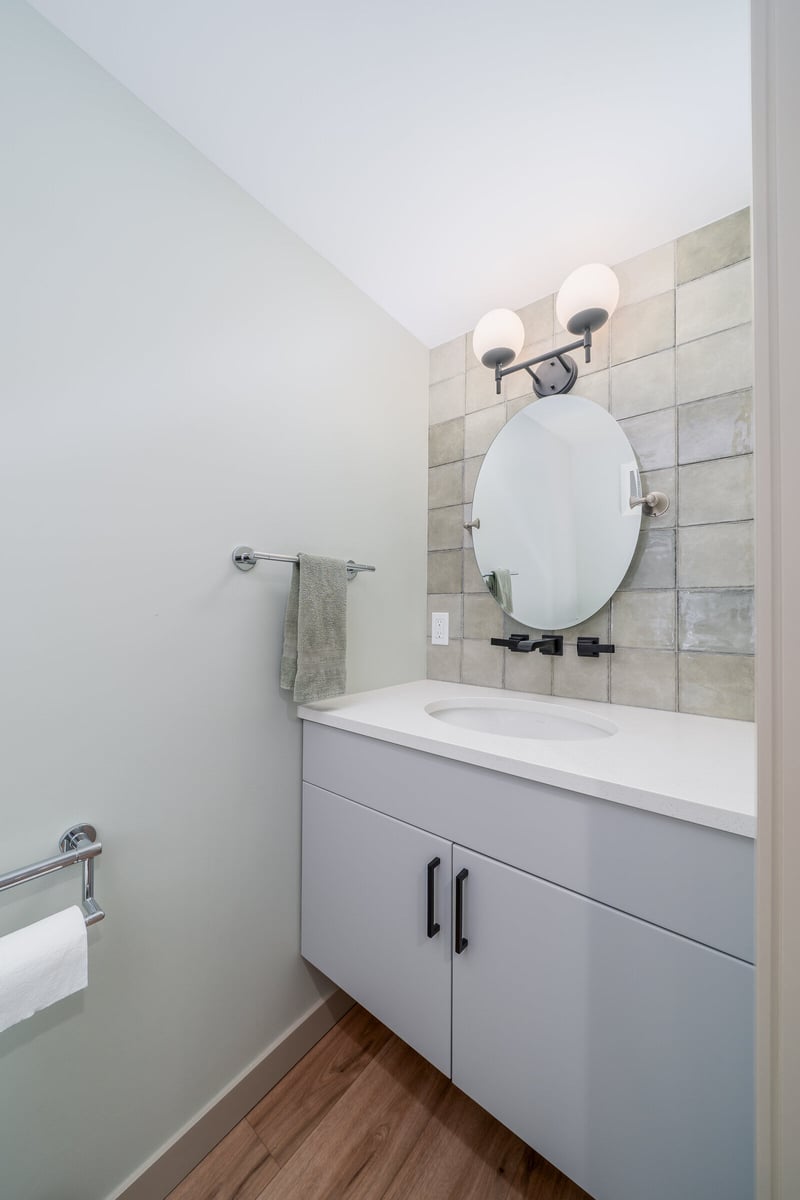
[167,1005,591,1200]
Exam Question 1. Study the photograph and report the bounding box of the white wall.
[0,4,427,1197]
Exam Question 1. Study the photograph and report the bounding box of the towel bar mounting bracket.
[59,824,98,854]
[232,545,258,571]
[59,824,104,926]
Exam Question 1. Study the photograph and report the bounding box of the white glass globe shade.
[556,264,620,335]
[472,308,525,369]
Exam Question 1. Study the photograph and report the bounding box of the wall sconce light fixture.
[474,263,620,397]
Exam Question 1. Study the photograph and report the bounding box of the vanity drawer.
[303,722,754,962]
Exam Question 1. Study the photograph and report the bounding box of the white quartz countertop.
[299,680,756,838]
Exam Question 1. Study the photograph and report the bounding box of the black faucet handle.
[577,637,615,657]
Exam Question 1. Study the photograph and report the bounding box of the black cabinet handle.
[426,857,441,938]
[455,867,469,953]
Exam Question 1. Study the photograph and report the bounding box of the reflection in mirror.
[471,395,642,631]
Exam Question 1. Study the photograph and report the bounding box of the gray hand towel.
[280,554,347,704]
[486,569,514,611]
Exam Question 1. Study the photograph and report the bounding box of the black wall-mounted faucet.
[577,637,615,657]
[490,634,564,656]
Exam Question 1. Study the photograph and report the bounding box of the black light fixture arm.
[493,327,593,396]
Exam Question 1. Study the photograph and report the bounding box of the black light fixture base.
[530,353,578,398]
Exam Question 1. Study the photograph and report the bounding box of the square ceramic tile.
[678,390,753,464]
[427,594,463,639]
[612,590,676,649]
[553,651,609,703]
[427,550,462,594]
[678,589,755,654]
[574,368,609,408]
[676,209,750,285]
[504,648,553,696]
[427,640,463,683]
[464,592,504,639]
[463,547,488,593]
[614,242,675,308]
[464,403,504,457]
[429,374,465,426]
[677,522,754,588]
[619,529,676,590]
[610,291,675,366]
[678,651,754,720]
[466,365,501,413]
[676,324,753,404]
[611,648,677,711]
[679,455,754,525]
[430,335,466,384]
[676,260,752,345]
[463,456,484,503]
[610,349,675,419]
[555,604,611,643]
[620,408,676,471]
[429,417,464,467]
[462,503,474,548]
[517,294,554,346]
[461,639,504,688]
[428,461,462,510]
[428,505,464,551]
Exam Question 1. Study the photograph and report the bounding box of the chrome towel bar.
[232,546,375,581]
[0,824,105,927]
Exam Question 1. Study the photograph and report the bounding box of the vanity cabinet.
[301,723,754,1200]
[301,783,452,1075]
[451,846,752,1200]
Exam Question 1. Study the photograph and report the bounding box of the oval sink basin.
[425,697,617,741]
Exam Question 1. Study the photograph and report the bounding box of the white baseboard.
[111,989,354,1200]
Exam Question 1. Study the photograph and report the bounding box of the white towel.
[0,906,88,1033]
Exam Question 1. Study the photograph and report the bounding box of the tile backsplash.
[427,209,754,720]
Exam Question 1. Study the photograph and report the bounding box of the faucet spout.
[490,634,563,656]
[528,637,564,655]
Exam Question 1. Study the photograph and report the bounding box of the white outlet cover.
[431,612,449,646]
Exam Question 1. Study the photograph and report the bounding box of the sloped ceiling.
[27,0,751,346]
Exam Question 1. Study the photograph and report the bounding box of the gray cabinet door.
[302,783,452,1075]
[452,845,754,1200]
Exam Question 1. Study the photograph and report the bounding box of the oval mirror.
[471,394,642,631]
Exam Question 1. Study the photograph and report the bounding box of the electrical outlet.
[431,612,449,645]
